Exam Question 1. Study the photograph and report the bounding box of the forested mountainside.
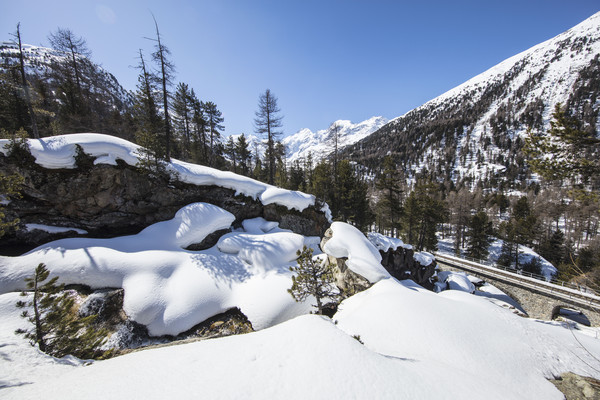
[342,12,600,191]
[0,41,134,139]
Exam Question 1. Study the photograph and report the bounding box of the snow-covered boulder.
[0,203,313,336]
[369,232,437,289]
[321,222,390,284]
[435,271,476,293]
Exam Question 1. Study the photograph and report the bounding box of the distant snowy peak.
[283,116,388,163]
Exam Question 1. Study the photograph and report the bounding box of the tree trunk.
[15,24,39,138]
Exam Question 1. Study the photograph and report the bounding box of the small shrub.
[15,263,114,360]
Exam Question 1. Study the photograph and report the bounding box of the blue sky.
[2,1,599,138]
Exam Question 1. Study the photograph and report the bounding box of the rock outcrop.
[379,246,437,290]
[0,152,329,253]
[75,287,253,352]
[551,372,600,399]
[320,226,437,296]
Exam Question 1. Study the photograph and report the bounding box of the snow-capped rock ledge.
[0,134,331,249]
[0,133,315,212]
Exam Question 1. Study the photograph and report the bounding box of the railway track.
[434,252,600,311]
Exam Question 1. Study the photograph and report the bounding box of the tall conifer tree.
[254,89,283,184]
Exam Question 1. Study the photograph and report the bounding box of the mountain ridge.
[341,11,600,189]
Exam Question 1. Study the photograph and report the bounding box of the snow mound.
[25,223,88,235]
[436,270,475,293]
[335,278,600,400]
[0,203,310,336]
[367,232,411,251]
[322,222,390,283]
[217,231,304,271]
[0,133,315,212]
[139,202,236,249]
[414,251,435,266]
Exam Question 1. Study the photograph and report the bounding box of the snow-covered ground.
[2,275,600,399]
[2,219,600,399]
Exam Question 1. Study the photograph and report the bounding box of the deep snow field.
[1,134,600,399]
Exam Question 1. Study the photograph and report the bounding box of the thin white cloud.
[95,4,117,25]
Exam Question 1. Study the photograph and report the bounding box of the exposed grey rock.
[185,229,232,251]
[320,226,437,296]
[0,154,329,253]
[551,372,600,399]
[78,289,126,325]
[379,246,437,290]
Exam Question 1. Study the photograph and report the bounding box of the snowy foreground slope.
[2,278,600,399]
[1,208,599,399]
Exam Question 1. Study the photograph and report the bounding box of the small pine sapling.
[15,263,113,359]
[288,245,340,315]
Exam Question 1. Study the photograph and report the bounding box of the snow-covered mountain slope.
[0,41,131,108]
[343,11,600,187]
[283,116,388,163]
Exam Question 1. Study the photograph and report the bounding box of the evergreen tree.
[288,160,305,190]
[537,229,565,267]
[375,156,403,237]
[172,82,193,159]
[190,94,207,164]
[235,134,251,176]
[310,160,333,207]
[336,160,373,231]
[254,89,283,184]
[225,136,237,173]
[132,50,166,175]
[498,197,538,270]
[15,263,112,359]
[402,182,446,251]
[274,141,287,188]
[466,211,494,260]
[525,104,600,194]
[402,190,421,246]
[0,133,24,236]
[304,152,314,190]
[288,246,339,315]
[203,101,224,167]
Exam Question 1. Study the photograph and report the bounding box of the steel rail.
[434,252,600,311]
